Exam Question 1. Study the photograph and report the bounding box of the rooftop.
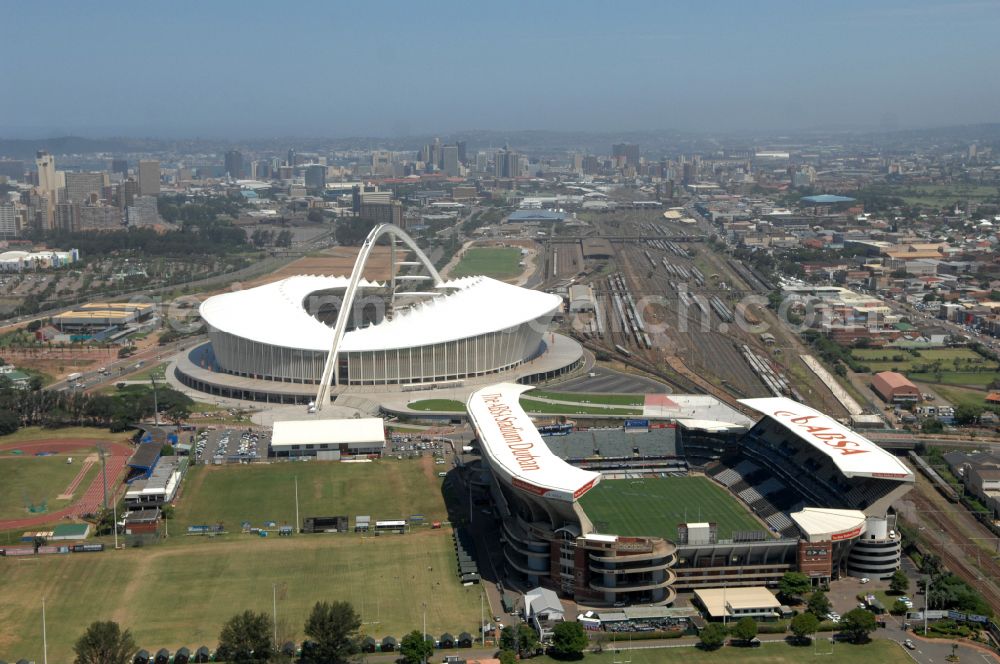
[467,383,600,503]
[694,587,781,618]
[790,507,867,543]
[741,397,914,481]
[271,418,385,448]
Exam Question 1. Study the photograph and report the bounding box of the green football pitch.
[578,476,766,541]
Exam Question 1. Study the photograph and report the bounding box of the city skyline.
[2,0,999,138]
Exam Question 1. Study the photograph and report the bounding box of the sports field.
[0,530,481,662]
[173,457,450,532]
[450,247,522,279]
[578,476,765,541]
[0,452,100,520]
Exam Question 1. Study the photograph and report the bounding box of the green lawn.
[535,639,910,664]
[450,247,523,279]
[0,531,482,663]
[407,399,465,412]
[173,459,450,532]
[0,426,130,445]
[128,362,168,382]
[926,384,990,410]
[0,452,100,520]
[520,397,643,416]
[579,476,766,541]
[908,371,997,388]
[530,391,645,406]
[851,348,997,375]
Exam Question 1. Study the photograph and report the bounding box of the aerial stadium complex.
[467,384,914,608]
[177,224,580,404]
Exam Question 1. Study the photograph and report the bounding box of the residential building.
[224,150,244,179]
[137,160,160,196]
[64,171,109,204]
[0,201,21,238]
[111,158,128,177]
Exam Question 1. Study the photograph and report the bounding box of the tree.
[698,623,727,650]
[516,623,540,657]
[498,650,517,664]
[790,612,819,643]
[891,600,909,615]
[302,600,361,664]
[549,621,588,660]
[839,608,877,643]
[807,590,832,618]
[889,569,910,595]
[217,610,273,662]
[955,403,983,425]
[778,572,812,603]
[922,418,944,433]
[731,617,758,643]
[307,209,324,223]
[499,625,517,652]
[399,630,434,664]
[73,620,137,664]
[921,553,943,578]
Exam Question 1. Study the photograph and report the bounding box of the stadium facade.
[192,224,566,401]
[468,384,914,608]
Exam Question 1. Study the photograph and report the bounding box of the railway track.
[908,483,1000,612]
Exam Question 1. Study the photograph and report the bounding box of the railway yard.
[538,206,844,414]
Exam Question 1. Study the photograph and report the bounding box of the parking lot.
[388,433,451,466]
[194,427,271,463]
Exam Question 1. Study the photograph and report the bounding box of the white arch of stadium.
[315,223,442,408]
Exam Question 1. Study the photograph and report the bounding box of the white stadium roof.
[199,274,561,352]
[468,383,600,503]
[271,418,385,449]
[790,508,867,543]
[740,397,913,481]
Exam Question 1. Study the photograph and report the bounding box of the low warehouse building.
[693,586,782,621]
[871,371,921,403]
[271,418,386,458]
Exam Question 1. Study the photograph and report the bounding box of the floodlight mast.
[314,224,442,410]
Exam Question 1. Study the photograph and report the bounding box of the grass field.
[128,362,168,382]
[520,398,643,416]
[908,371,997,388]
[407,399,465,412]
[851,348,996,374]
[450,247,523,279]
[535,639,910,664]
[925,383,990,410]
[0,452,100,520]
[173,458,450,532]
[529,391,645,406]
[0,531,482,662]
[0,426,129,445]
[578,476,765,541]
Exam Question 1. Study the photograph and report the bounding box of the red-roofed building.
[871,371,921,404]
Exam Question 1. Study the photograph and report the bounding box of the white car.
[860,577,870,584]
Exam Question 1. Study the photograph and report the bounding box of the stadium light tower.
[314,224,443,410]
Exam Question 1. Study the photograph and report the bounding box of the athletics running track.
[0,438,133,531]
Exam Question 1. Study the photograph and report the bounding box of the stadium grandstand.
[467,384,914,609]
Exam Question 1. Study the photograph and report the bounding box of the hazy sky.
[3,0,998,138]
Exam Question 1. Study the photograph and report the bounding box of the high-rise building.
[137,161,160,196]
[612,143,640,167]
[456,141,467,164]
[55,202,80,232]
[475,151,488,173]
[494,146,520,178]
[79,204,123,231]
[0,201,20,238]
[360,200,404,228]
[441,145,460,177]
[126,196,160,226]
[224,150,244,179]
[304,164,326,190]
[35,151,58,195]
[111,159,128,177]
[64,171,109,204]
[287,148,297,167]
